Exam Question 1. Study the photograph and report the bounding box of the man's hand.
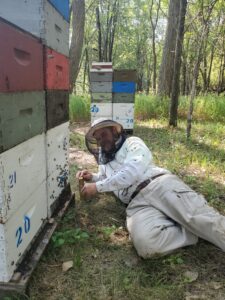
[81,183,97,199]
[76,169,93,181]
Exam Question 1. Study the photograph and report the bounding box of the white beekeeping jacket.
[92,136,170,204]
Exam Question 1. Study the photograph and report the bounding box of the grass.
[134,93,225,122]
[69,93,225,123]
[135,119,225,210]
[69,94,90,122]
[6,108,225,299]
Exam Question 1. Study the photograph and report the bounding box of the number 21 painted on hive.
[9,171,16,188]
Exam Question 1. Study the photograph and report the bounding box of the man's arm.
[92,165,106,182]
[76,165,106,182]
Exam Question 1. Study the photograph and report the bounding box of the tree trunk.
[96,5,102,61]
[181,37,189,96]
[187,44,203,139]
[146,62,152,95]
[69,0,85,93]
[206,44,215,91]
[217,51,225,94]
[96,0,118,62]
[158,0,180,97]
[83,46,90,94]
[149,0,161,94]
[109,0,118,62]
[169,0,187,127]
[187,0,217,138]
[181,55,186,95]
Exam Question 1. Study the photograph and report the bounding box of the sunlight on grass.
[27,107,225,300]
[135,118,225,211]
[69,94,90,122]
[134,93,225,122]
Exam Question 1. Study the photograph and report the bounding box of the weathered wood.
[112,93,135,103]
[0,92,46,153]
[44,47,69,90]
[0,0,69,56]
[0,181,48,282]
[0,185,74,297]
[92,62,112,70]
[91,103,113,124]
[46,91,69,130]
[0,134,46,222]
[90,82,112,93]
[91,93,112,102]
[113,70,137,82]
[90,69,113,82]
[0,18,43,92]
[46,122,69,217]
[112,103,134,130]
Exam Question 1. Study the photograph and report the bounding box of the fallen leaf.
[184,271,198,282]
[48,218,55,224]
[62,261,73,272]
[211,281,223,290]
[124,256,140,268]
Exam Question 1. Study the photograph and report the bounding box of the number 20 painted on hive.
[15,216,31,248]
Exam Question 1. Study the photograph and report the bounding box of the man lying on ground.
[76,118,225,258]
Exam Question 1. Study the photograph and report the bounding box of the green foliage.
[28,117,225,299]
[134,94,170,119]
[70,132,86,150]
[69,93,225,123]
[163,254,184,267]
[69,94,90,122]
[99,225,117,238]
[51,228,89,248]
[178,94,225,122]
[134,93,225,122]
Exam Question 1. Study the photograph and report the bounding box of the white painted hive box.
[113,103,134,129]
[0,134,46,223]
[0,181,47,282]
[46,122,69,216]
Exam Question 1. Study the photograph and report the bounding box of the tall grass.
[69,93,225,123]
[135,94,225,122]
[69,94,90,122]
[134,94,169,119]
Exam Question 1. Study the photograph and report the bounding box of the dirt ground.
[24,121,225,300]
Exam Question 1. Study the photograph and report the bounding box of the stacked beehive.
[112,70,136,132]
[90,62,113,123]
[0,0,70,282]
[90,65,136,132]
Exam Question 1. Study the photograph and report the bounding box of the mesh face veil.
[85,119,126,165]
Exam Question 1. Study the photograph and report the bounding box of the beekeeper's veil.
[85,118,126,165]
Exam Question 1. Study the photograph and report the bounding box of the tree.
[187,0,218,138]
[149,0,161,94]
[96,0,119,62]
[169,0,187,126]
[158,0,180,97]
[69,0,85,93]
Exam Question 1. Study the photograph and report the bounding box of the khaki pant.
[126,174,225,258]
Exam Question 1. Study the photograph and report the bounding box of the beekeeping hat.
[85,118,126,164]
[86,118,123,140]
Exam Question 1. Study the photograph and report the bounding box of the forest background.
[21,2,225,299]
[69,0,225,135]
